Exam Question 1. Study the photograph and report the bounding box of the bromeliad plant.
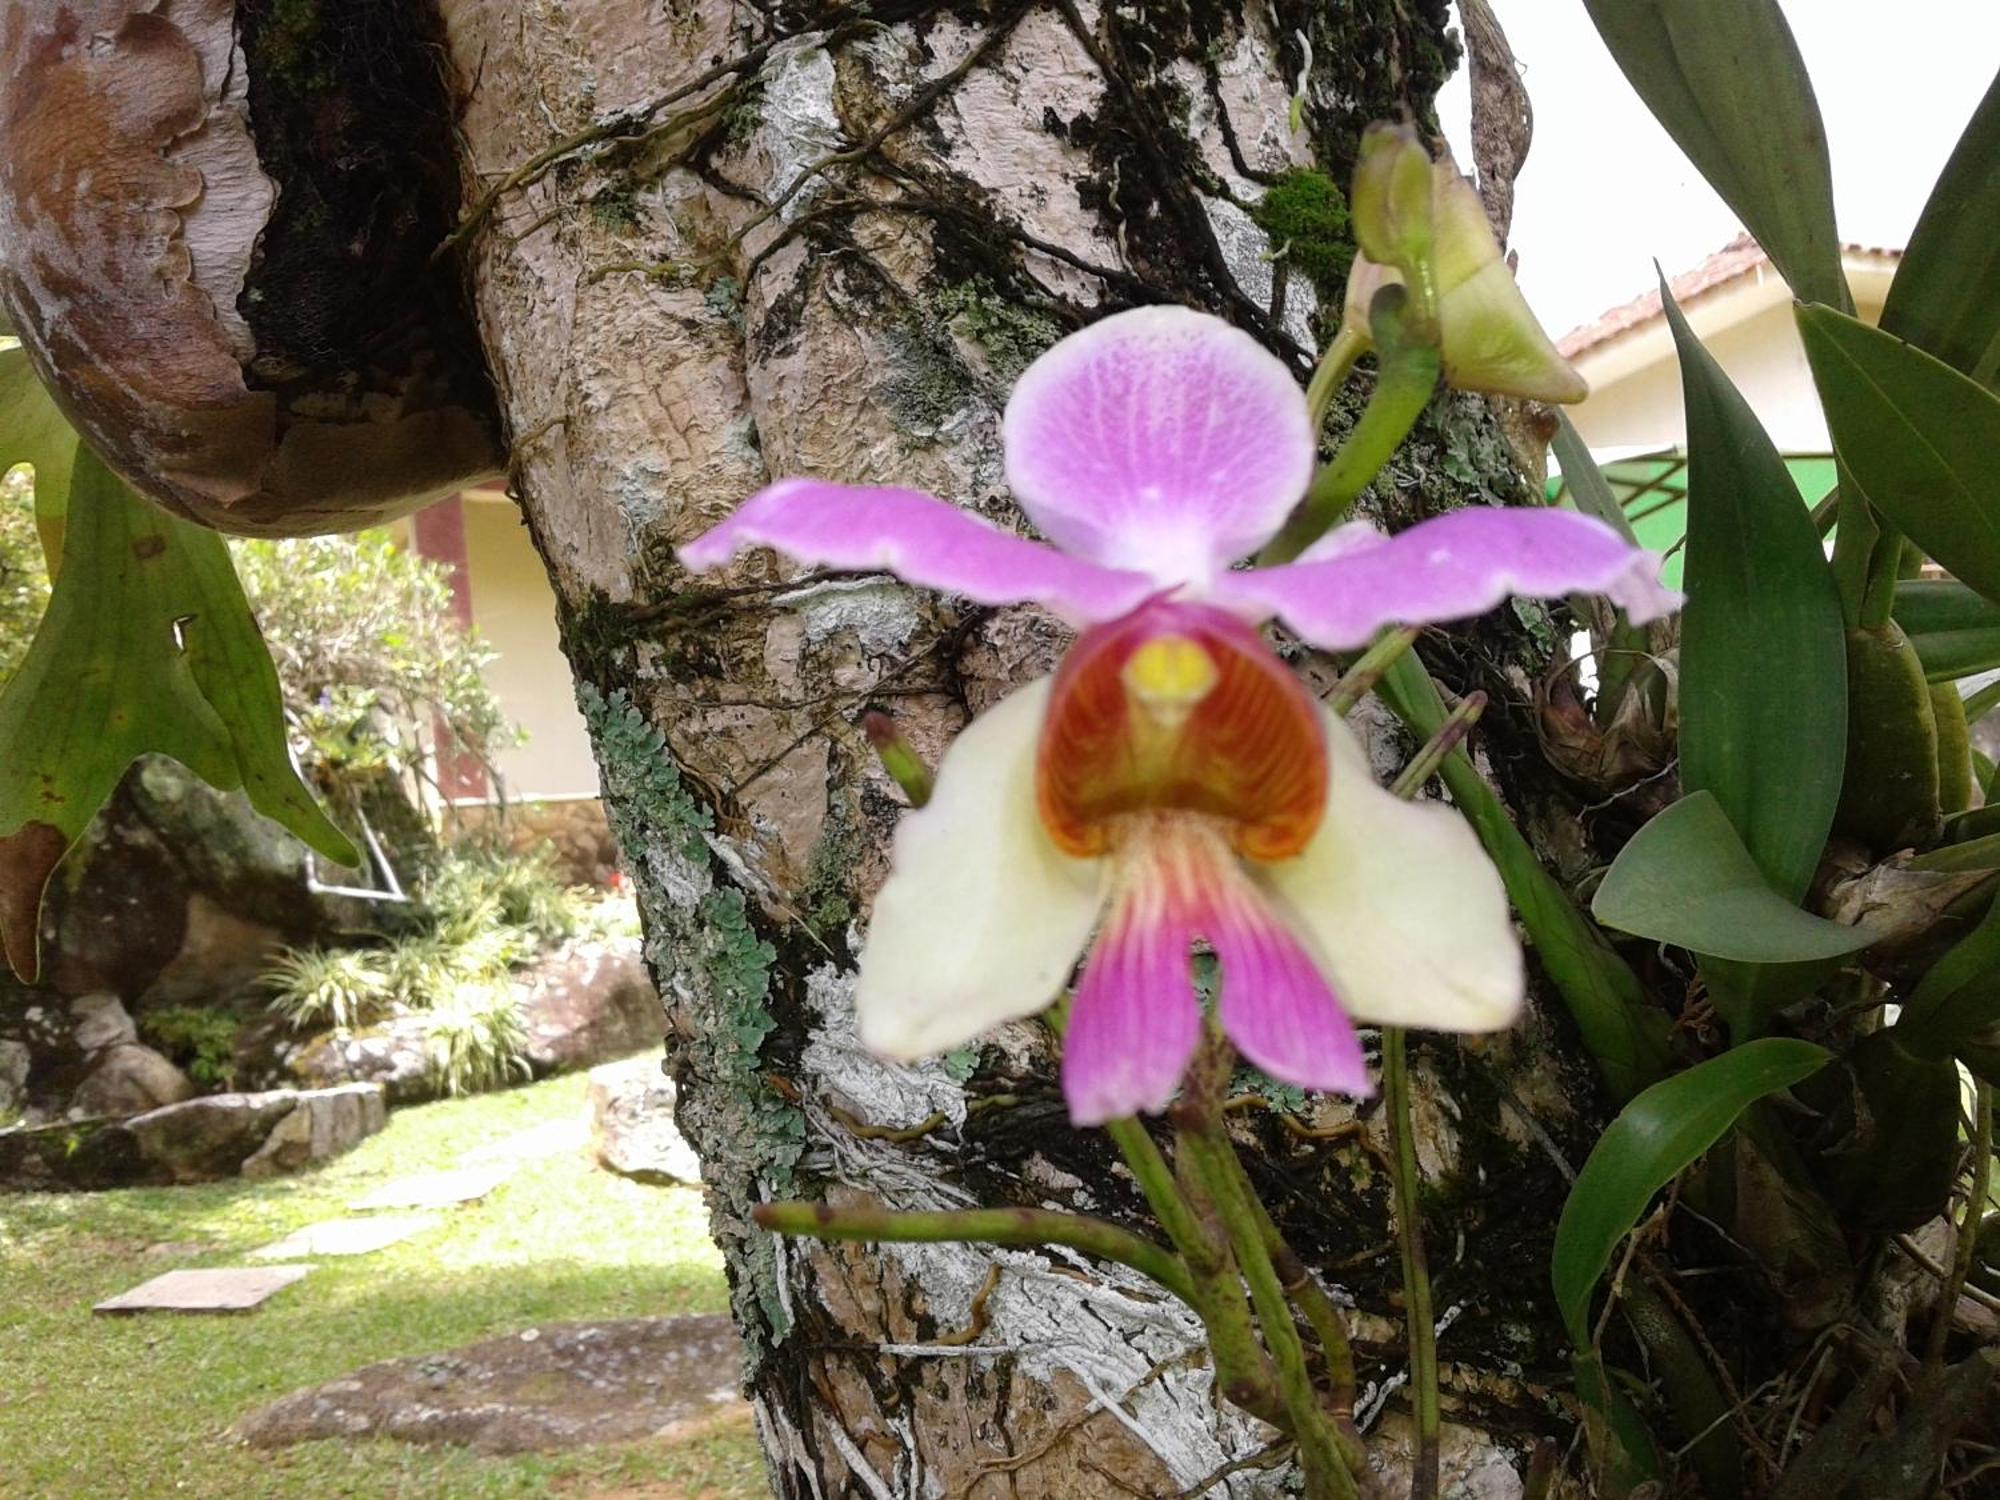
[683,124,1677,1498]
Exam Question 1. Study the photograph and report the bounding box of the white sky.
[1436,2,2000,340]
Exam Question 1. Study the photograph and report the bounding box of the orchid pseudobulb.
[682,307,1678,1124]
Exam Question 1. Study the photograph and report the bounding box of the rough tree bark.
[430,3,1593,1494]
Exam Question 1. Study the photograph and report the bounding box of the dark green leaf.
[1593,792,1876,963]
[1800,304,2000,605]
[1895,579,2000,680]
[0,449,356,979]
[1880,68,2000,385]
[1580,0,1845,310]
[1552,1037,1831,1347]
[1809,1029,1957,1235]
[1897,885,2000,1056]
[1553,411,1640,546]
[1666,286,1847,900]
[1380,652,1670,1099]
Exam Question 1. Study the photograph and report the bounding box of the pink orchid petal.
[1062,893,1201,1126]
[1213,507,1682,650]
[678,478,1158,624]
[1212,885,1372,1098]
[1003,307,1315,589]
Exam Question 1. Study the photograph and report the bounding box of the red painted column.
[410,494,490,801]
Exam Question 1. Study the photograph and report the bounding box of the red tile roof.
[1558,235,1901,360]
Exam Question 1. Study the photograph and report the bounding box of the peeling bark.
[432,3,1584,1494]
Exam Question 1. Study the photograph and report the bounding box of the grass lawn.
[0,1070,768,1499]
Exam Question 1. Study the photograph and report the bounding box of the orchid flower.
[681,307,1677,1124]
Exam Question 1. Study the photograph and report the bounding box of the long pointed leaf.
[1880,67,2000,385]
[1800,304,2000,606]
[1666,285,1847,901]
[1552,1037,1831,1348]
[1580,0,1845,310]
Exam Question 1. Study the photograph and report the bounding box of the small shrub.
[421,982,532,1098]
[264,947,393,1034]
[422,846,584,949]
[138,1007,242,1090]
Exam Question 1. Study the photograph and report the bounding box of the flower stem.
[1262,341,1441,567]
[753,1200,1195,1306]
[1328,626,1421,717]
[1104,1115,1286,1425]
[1927,1080,1994,1368]
[1389,690,1487,799]
[1209,1125,1367,1468]
[1175,1037,1359,1500]
[1382,1027,1440,1500]
[1306,326,1368,435]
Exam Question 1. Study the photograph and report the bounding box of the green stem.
[1262,342,1442,566]
[1857,518,1907,632]
[1928,1081,1994,1368]
[1376,650,1672,1100]
[1210,1134,1367,1467]
[1390,691,1487,799]
[1175,1038,1358,1500]
[1306,326,1368,434]
[754,1200,1195,1306]
[1828,475,1880,629]
[1383,1028,1440,1500]
[1328,626,1420,717]
[1104,1116,1285,1424]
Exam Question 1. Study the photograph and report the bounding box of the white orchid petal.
[856,679,1104,1059]
[1256,711,1523,1032]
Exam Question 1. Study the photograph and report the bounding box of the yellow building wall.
[1567,259,1893,455]
[460,495,602,802]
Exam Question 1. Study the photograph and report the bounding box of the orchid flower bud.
[1341,131,1587,405]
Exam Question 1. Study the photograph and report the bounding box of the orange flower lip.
[1035,600,1328,861]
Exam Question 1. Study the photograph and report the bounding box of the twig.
[711,11,1028,267]
[438,42,779,260]
[1896,1231,2000,1316]
[1383,1027,1440,1500]
[754,1200,1194,1305]
[1930,1080,1996,1366]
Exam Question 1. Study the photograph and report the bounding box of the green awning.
[1548,451,1837,588]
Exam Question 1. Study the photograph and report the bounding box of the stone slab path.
[349,1162,514,1212]
[95,1266,314,1316]
[248,1213,441,1261]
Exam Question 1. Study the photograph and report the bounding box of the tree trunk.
[432,3,1580,1493]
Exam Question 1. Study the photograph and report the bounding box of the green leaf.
[1800,304,2000,605]
[1593,792,1876,963]
[1895,579,2000,681]
[0,341,76,569]
[1665,285,1847,901]
[1879,68,2000,385]
[1897,885,2000,1057]
[1552,411,1640,546]
[1551,1037,1832,1347]
[0,449,357,979]
[1580,0,1845,310]
[1380,652,1670,1099]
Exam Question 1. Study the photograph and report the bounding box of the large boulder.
[519,940,660,1074]
[69,1043,196,1119]
[229,1316,745,1454]
[0,1083,386,1191]
[586,1057,701,1184]
[279,1019,437,1105]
